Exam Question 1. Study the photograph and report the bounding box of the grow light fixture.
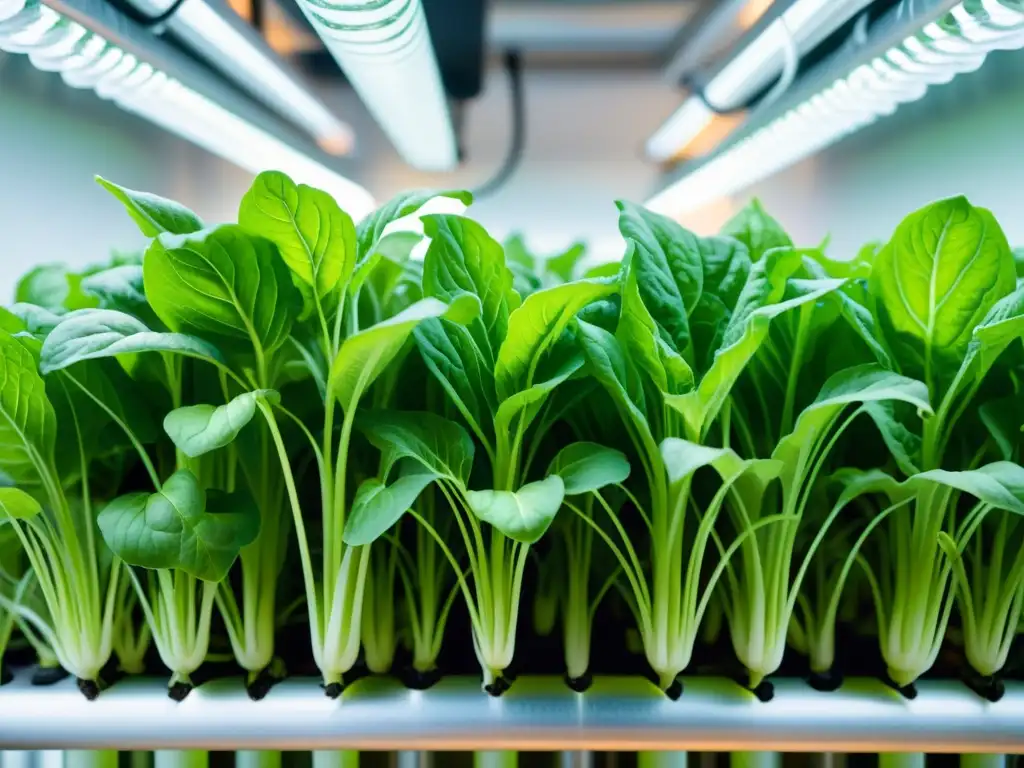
[646,0,1024,216]
[647,0,877,163]
[0,0,375,219]
[291,0,458,172]
[121,0,354,152]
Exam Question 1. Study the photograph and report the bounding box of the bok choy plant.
[571,200,843,691]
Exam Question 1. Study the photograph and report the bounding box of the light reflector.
[291,0,458,172]
[646,0,1024,216]
[0,0,375,219]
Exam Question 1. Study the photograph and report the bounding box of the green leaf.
[357,409,475,484]
[144,225,301,356]
[871,197,1014,387]
[719,198,793,262]
[916,461,1024,515]
[466,475,565,544]
[422,214,519,364]
[954,281,1024,391]
[546,242,587,283]
[493,350,584,437]
[828,467,914,508]
[616,200,703,360]
[96,176,203,237]
[414,318,496,442]
[0,332,57,485]
[979,397,1024,461]
[617,254,694,395]
[97,469,259,581]
[548,442,630,495]
[78,265,154,323]
[164,390,279,458]
[665,248,844,440]
[357,189,473,260]
[16,265,99,312]
[0,487,43,520]
[576,319,650,442]
[773,364,932,487]
[495,278,617,402]
[238,171,357,307]
[331,296,478,413]
[861,400,923,477]
[39,309,224,374]
[7,303,62,338]
[503,233,534,269]
[343,470,439,546]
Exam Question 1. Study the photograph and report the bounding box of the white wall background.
[0,59,256,295]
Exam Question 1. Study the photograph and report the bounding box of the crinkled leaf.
[357,409,475,484]
[39,309,224,374]
[164,389,279,458]
[145,224,301,355]
[343,470,439,546]
[7,303,62,338]
[548,441,630,495]
[665,248,844,440]
[238,171,357,308]
[16,265,98,312]
[466,475,565,544]
[97,469,259,581]
[96,176,203,237]
[871,196,1014,387]
[719,198,793,262]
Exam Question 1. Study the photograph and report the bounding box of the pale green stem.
[638,754,688,768]
[731,753,780,768]
[878,754,925,768]
[473,754,518,768]
[236,752,282,768]
[312,752,360,768]
[130,753,153,768]
[960,755,1005,768]
[153,752,207,768]
[64,752,119,768]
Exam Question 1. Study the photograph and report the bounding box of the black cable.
[106,0,189,31]
[471,49,525,201]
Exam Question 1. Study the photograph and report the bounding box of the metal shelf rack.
[0,673,1020,752]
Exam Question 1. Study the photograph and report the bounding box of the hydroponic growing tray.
[0,674,1019,752]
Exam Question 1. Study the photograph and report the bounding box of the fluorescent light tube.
[121,0,354,153]
[646,0,1024,216]
[0,0,376,219]
[647,0,876,162]
[291,0,458,172]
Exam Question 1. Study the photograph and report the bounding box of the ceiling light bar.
[290,0,458,172]
[0,0,375,219]
[120,0,354,153]
[647,0,876,163]
[646,0,1024,216]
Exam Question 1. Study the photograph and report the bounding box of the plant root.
[246,660,286,701]
[963,671,1005,703]
[77,678,101,700]
[401,665,442,691]
[750,679,774,702]
[168,681,193,701]
[565,671,593,693]
[807,668,844,693]
[484,674,513,697]
[881,673,917,700]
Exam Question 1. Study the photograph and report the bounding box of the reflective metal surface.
[0,674,1020,752]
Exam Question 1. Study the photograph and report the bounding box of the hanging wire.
[471,49,525,200]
